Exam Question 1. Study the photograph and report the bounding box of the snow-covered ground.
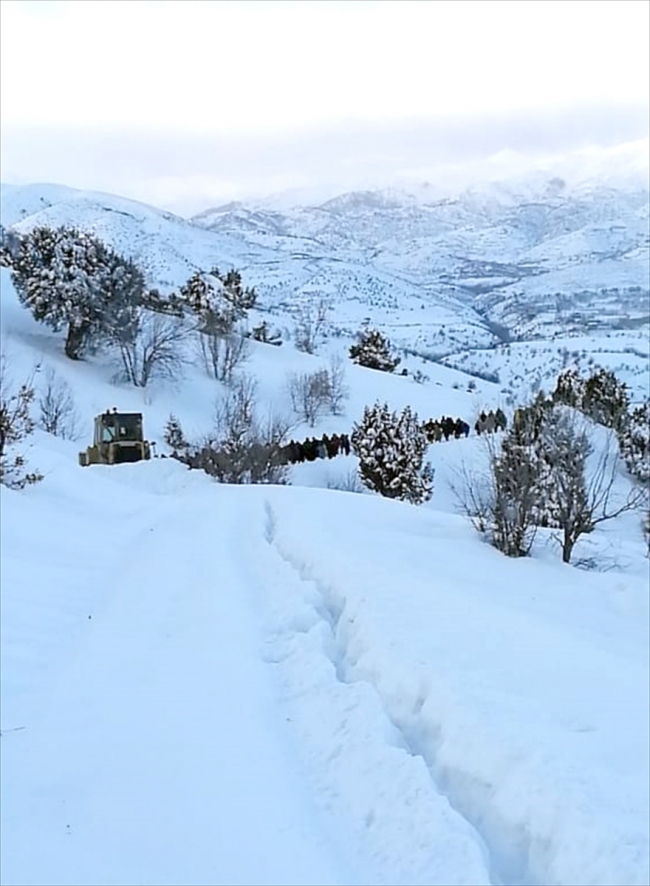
[2,435,648,886]
[440,330,650,406]
[1,211,649,886]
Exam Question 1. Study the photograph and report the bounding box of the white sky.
[1,0,648,214]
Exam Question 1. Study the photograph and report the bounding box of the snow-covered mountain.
[4,176,648,362]
[192,178,650,343]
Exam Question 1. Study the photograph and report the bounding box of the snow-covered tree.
[552,368,585,410]
[100,250,148,347]
[10,226,144,360]
[536,407,644,563]
[184,375,290,485]
[618,399,650,484]
[351,402,433,504]
[349,328,400,372]
[553,367,629,432]
[490,424,546,557]
[179,268,256,336]
[0,355,42,489]
[582,368,629,431]
[0,225,21,268]
[180,269,256,382]
[460,392,645,563]
[164,413,189,456]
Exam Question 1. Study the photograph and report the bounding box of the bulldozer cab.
[80,410,151,467]
[94,412,144,445]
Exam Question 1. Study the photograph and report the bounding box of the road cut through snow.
[1,468,354,886]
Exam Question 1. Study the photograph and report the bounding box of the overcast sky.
[1,0,648,216]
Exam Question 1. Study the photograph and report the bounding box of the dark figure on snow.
[326,434,339,459]
[441,417,454,441]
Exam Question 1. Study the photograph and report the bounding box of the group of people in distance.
[474,408,508,435]
[277,433,352,465]
[422,416,471,442]
[278,408,508,468]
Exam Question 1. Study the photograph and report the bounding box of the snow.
[1,193,649,886]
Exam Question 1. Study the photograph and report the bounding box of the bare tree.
[449,456,496,537]
[214,373,258,443]
[294,297,330,354]
[0,354,42,488]
[117,311,187,387]
[326,468,364,494]
[327,354,349,415]
[287,369,331,426]
[197,328,249,385]
[38,368,81,439]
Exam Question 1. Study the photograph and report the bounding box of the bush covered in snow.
[349,328,400,373]
[351,401,433,504]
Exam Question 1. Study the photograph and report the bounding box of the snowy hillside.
[1,182,276,296]
[1,199,649,886]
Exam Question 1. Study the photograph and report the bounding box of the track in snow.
[264,501,543,886]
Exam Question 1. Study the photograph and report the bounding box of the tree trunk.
[65,323,87,360]
[562,530,575,563]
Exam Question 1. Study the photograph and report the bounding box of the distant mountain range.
[2,175,648,355]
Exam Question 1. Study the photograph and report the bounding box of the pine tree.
[214,267,257,314]
[582,368,629,431]
[349,328,400,372]
[351,402,433,504]
[553,367,629,432]
[10,226,144,360]
[618,399,650,483]
[164,414,189,456]
[534,404,643,563]
[0,225,21,268]
[491,429,546,556]
[552,368,585,409]
[179,268,256,336]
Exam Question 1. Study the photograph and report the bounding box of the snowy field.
[1,232,649,885]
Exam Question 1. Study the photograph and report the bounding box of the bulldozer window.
[102,426,116,442]
[117,416,141,441]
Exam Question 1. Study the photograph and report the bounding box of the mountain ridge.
[2,177,648,353]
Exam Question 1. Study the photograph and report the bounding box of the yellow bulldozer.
[79,409,152,466]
